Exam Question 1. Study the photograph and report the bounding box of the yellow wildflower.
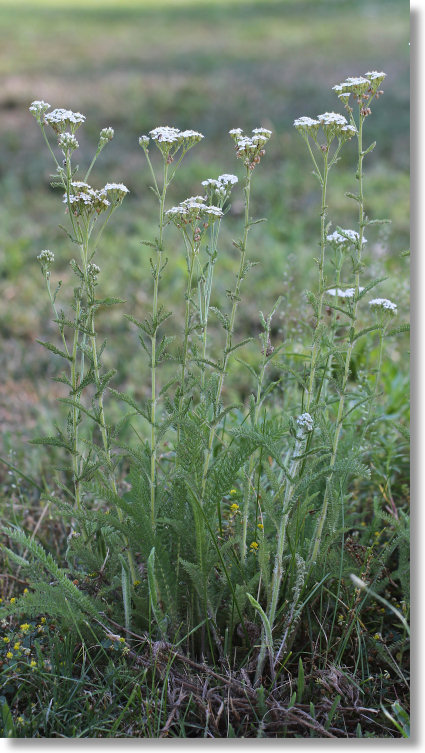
[20,623,30,633]
[257,522,264,530]
[250,541,259,551]
[41,617,46,624]
[17,717,24,724]
[10,597,16,603]
[23,588,29,594]
[133,580,140,586]
[230,503,239,512]
[119,637,126,643]
[2,636,9,643]
[30,660,37,668]
[6,651,13,659]
[230,489,237,495]
[14,642,21,650]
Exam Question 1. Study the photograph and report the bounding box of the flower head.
[99,127,114,146]
[326,287,364,299]
[37,249,54,266]
[87,263,100,279]
[369,298,397,315]
[294,112,355,143]
[58,132,79,153]
[327,229,366,246]
[29,100,50,124]
[293,116,320,135]
[101,182,129,205]
[230,127,272,170]
[148,126,204,158]
[44,108,86,134]
[296,412,314,433]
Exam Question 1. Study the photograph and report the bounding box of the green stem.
[305,150,329,411]
[308,113,365,566]
[255,431,306,683]
[200,168,252,500]
[150,159,169,530]
[178,243,197,423]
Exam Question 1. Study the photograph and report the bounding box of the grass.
[0,0,409,739]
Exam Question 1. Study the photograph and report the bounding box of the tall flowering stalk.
[308,71,387,565]
[200,127,272,502]
[29,102,138,613]
[138,128,204,528]
[293,112,356,411]
[165,197,223,429]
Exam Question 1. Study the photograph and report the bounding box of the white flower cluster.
[327,230,367,245]
[103,182,130,203]
[327,287,364,299]
[99,127,114,144]
[44,107,86,134]
[332,71,386,98]
[296,413,314,433]
[37,249,54,265]
[229,127,272,170]
[368,298,397,314]
[139,126,204,156]
[29,100,50,123]
[63,181,127,216]
[201,173,238,202]
[58,132,79,152]
[87,263,100,278]
[166,197,223,234]
[294,112,356,141]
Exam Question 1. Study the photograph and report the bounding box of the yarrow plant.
[0,73,408,723]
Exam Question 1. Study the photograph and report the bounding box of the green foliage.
[0,67,409,739]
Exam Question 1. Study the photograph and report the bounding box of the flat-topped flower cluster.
[293,111,356,140]
[63,181,129,217]
[229,127,272,169]
[166,195,223,233]
[139,126,204,160]
[332,71,386,99]
[327,229,367,246]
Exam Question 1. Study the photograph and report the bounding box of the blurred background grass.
[0,0,409,461]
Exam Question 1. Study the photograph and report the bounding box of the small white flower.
[102,183,129,203]
[217,173,238,186]
[181,195,206,205]
[327,287,364,298]
[229,128,243,137]
[71,181,91,190]
[37,249,54,265]
[29,100,50,122]
[87,263,100,278]
[345,76,370,87]
[365,71,386,80]
[204,206,223,217]
[99,127,114,143]
[45,108,86,133]
[369,298,397,314]
[201,178,221,188]
[149,126,180,144]
[58,132,79,152]
[317,112,348,126]
[327,229,367,245]
[296,413,314,433]
[252,127,272,137]
[139,135,149,147]
[179,129,204,143]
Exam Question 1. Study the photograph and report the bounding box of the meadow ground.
[0,0,409,738]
